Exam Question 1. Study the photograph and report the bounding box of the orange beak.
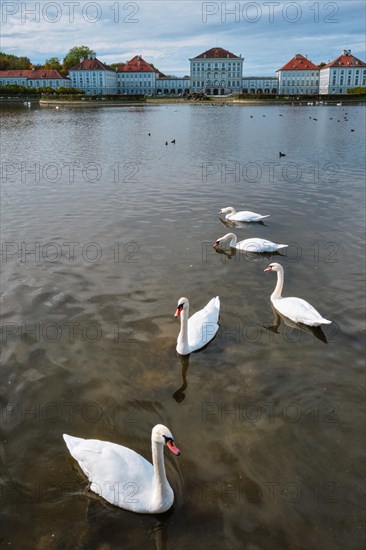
[175,304,183,317]
[167,440,180,456]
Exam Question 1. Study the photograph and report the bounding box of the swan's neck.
[271,268,284,301]
[227,233,237,247]
[151,440,170,503]
[177,306,190,353]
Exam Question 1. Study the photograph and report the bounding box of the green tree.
[44,57,62,70]
[63,46,95,72]
[110,62,124,69]
[348,87,366,94]
[0,52,31,70]
[318,62,326,68]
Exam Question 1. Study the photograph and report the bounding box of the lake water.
[1,102,365,549]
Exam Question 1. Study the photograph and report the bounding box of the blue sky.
[1,1,365,75]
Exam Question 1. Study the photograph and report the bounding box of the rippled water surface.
[1,103,365,549]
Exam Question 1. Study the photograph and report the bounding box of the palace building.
[276,54,319,95]
[319,50,366,94]
[116,55,157,95]
[189,47,244,95]
[1,48,365,97]
[0,69,71,89]
[68,53,117,95]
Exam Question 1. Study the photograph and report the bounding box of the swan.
[264,262,332,326]
[214,233,288,253]
[174,296,220,355]
[63,424,180,514]
[220,206,269,223]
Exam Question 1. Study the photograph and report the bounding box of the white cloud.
[1,0,365,75]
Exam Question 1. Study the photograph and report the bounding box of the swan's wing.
[237,238,287,252]
[275,298,330,326]
[64,435,154,511]
[232,211,269,222]
[187,297,220,350]
[236,238,267,251]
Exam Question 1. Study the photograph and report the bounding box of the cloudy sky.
[2,0,365,75]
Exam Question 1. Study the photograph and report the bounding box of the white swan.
[220,206,269,222]
[214,233,288,253]
[174,296,220,355]
[264,262,332,326]
[63,424,180,514]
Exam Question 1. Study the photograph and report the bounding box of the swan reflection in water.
[173,353,190,403]
[263,305,328,344]
[213,245,287,261]
[173,329,221,403]
[84,499,172,550]
[219,217,268,229]
[151,518,170,550]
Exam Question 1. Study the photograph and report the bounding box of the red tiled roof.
[69,58,113,71]
[0,69,67,79]
[117,55,156,72]
[323,52,366,68]
[194,47,240,59]
[277,54,319,71]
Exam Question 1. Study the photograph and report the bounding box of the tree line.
[0,46,123,73]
